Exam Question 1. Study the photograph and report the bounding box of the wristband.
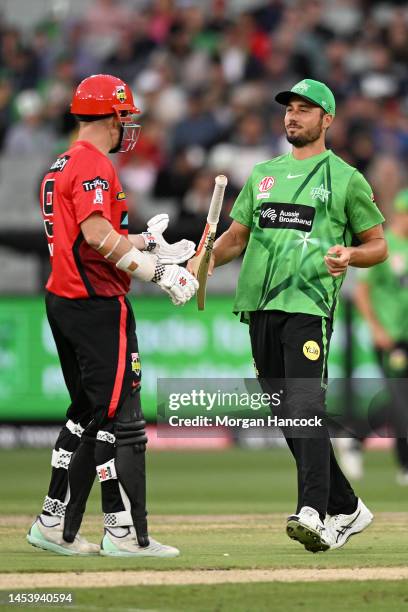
[116,247,157,281]
[142,231,157,252]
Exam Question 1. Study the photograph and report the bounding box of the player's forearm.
[213,224,249,267]
[348,238,388,268]
[81,214,157,280]
[81,215,134,263]
[128,234,148,251]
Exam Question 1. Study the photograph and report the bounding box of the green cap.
[275,79,336,115]
[394,189,408,213]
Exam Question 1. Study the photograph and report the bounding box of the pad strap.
[66,420,84,438]
[42,495,67,517]
[51,448,73,470]
[104,510,133,527]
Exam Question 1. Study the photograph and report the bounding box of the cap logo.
[115,85,127,103]
[293,81,309,94]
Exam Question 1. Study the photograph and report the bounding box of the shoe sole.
[100,548,179,558]
[27,533,99,556]
[286,518,330,553]
[330,514,374,550]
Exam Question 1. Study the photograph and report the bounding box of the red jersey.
[40,140,130,298]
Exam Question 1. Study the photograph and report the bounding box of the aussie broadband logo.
[259,202,315,232]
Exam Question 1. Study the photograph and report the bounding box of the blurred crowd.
[0,0,408,227]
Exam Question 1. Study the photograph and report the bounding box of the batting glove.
[142,213,196,265]
[152,263,199,306]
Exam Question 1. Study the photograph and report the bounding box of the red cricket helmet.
[71,74,141,152]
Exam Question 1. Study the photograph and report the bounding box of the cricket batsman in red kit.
[27,74,198,557]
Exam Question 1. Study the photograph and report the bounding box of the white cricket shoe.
[396,470,408,486]
[27,516,100,556]
[326,498,373,550]
[335,438,363,480]
[286,506,331,553]
[100,527,180,558]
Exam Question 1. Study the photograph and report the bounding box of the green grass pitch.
[0,447,407,611]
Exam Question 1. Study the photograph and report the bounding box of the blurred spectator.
[181,168,215,217]
[170,89,223,153]
[0,77,12,150]
[4,90,56,156]
[209,113,273,189]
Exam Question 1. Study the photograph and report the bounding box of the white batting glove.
[142,213,196,265]
[152,263,199,306]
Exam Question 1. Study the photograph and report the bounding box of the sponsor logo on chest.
[257,176,275,199]
[259,202,315,232]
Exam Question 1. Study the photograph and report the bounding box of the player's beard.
[109,125,124,154]
[285,118,323,148]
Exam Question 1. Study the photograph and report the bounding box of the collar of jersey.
[74,140,105,156]
[288,149,331,166]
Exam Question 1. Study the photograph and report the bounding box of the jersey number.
[42,179,55,256]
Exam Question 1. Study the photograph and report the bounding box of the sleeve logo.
[82,176,110,192]
[93,188,103,205]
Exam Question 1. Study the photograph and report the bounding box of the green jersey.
[230,149,384,322]
[359,229,408,341]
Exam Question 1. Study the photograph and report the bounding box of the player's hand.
[144,213,196,264]
[324,245,351,277]
[371,323,394,351]
[187,253,216,277]
[154,263,199,306]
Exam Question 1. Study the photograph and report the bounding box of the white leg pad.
[104,510,133,527]
[97,458,117,482]
[51,448,73,470]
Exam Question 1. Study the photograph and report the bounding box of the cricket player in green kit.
[352,189,408,484]
[206,79,388,552]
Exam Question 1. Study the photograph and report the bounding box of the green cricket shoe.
[286,506,331,553]
[27,516,100,556]
[100,528,180,558]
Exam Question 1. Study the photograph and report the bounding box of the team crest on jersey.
[258,176,275,192]
[310,184,331,203]
[116,85,127,103]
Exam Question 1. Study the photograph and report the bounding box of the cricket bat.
[189,174,228,310]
